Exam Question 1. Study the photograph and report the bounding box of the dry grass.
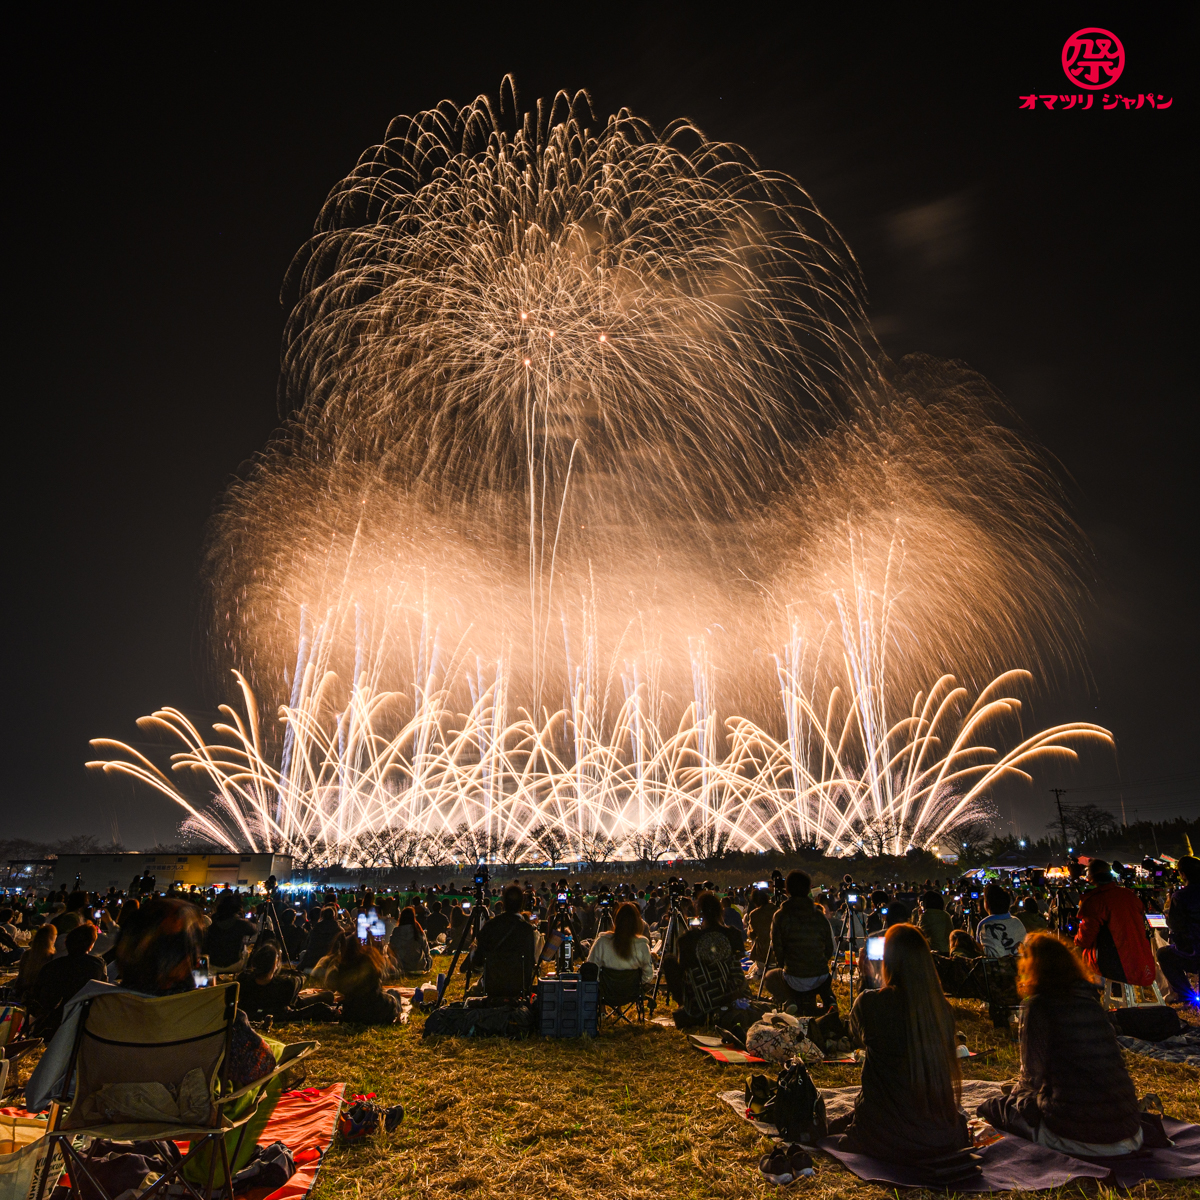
[275,971,1200,1200]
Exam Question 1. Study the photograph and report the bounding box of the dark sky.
[7,7,1195,848]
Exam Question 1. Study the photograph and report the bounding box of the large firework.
[94,81,1104,861]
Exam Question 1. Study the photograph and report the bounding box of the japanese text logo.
[1062,28,1124,90]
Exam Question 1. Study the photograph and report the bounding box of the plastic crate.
[537,974,599,1037]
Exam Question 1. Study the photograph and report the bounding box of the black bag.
[770,1061,827,1145]
[1110,1005,1184,1042]
[423,1000,535,1039]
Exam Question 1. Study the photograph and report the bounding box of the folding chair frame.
[31,986,316,1200]
[597,968,647,1028]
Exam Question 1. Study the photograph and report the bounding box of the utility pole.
[1051,788,1070,857]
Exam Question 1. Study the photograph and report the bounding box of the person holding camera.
[762,871,835,1014]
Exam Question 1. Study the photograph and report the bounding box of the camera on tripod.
[597,888,614,909]
[472,864,490,898]
[667,878,685,900]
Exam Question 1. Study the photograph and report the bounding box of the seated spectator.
[830,924,968,1164]
[51,891,88,940]
[27,897,283,1185]
[0,919,22,969]
[977,885,1026,959]
[1158,855,1200,1006]
[299,906,342,972]
[277,908,308,962]
[919,891,953,955]
[866,891,890,934]
[762,871,835,1014]
[424,899,449,943]
[1017,896,1049,933]
[979,932,1142,1156]
[237,943,337,1020]
[1074,860,1154,986]
[335,938,402,1025]
[205,893,258,969]
[949,929,984,959]
[665,891,747,1020]
[465,885,537,997]
[587,901,654,986]
[389,906,433,974]
[31,921,107,1034]
[0,907,18,940]
[15,924,58,999]
[721,895,745,935]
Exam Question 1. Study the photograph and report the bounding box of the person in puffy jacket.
[1074,860,1154,986]
[979,932,1142,1156]
[763,871,835,1013]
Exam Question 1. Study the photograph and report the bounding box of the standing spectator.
[1074,860,1155,987]
[918,892,953,955]
[977,885,1027,959]
[1156,855,1200,1005]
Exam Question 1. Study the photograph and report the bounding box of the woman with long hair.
[388,905,432,975]
[978,932,1143,1155]
[15,924,56,998]
[335,936,402,1025]
[833,923,968,1163]
[586,901,654,985]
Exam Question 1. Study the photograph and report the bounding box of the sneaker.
[758,1149,793,1185]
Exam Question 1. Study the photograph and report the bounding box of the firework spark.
[93,81,1101,859]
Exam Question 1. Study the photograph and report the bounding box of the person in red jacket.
[1074,860,1154,987]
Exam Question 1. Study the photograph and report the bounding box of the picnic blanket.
[720,1080,1200,1190]
[0,1085,343,1200]
[688,1034,765,1065]
[1117,1025,1200,1066]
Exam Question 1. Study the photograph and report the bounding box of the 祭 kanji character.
[1156,96,1173,108]
[1059,95,1078,109]
[1019,95,1038,109]
[1080,94,1093,109]
[1039,94,1058,109]
[1103,94,1119,109]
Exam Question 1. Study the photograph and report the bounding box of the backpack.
[684,929,744,1016]
[746,1012,823,1064]
[423,999,536,1039]
[769,1061,827,1145]
[1110,1005,1184,1042]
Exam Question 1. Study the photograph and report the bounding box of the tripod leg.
[439,905,482,1004]
[649,910,679,1011]
[755,927,774,999]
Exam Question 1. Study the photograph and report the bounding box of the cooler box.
[537,974,599,1037]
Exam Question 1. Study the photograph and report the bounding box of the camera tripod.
[648,894,691,1012]
[437,869,491,1005]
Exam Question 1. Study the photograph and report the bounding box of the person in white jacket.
[586,901,654,985]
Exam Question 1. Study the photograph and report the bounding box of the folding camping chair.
[597,967,646,1027]
[33,983,316,1200]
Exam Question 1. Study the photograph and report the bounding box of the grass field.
[275,970,1200,1200]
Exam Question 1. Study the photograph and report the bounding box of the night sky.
[8,8,1195,848]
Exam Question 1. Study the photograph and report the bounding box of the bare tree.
[687,821,734,866]
[579,830,619,865]
[1046,804,1116,848]
[625,825,673,865]
[527,823,569,868]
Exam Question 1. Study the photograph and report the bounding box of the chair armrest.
[217,1041,319,1105]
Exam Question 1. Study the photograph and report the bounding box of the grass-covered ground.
[280,970,1199,1200]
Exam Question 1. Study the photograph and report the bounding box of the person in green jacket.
[918,891,953,955]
